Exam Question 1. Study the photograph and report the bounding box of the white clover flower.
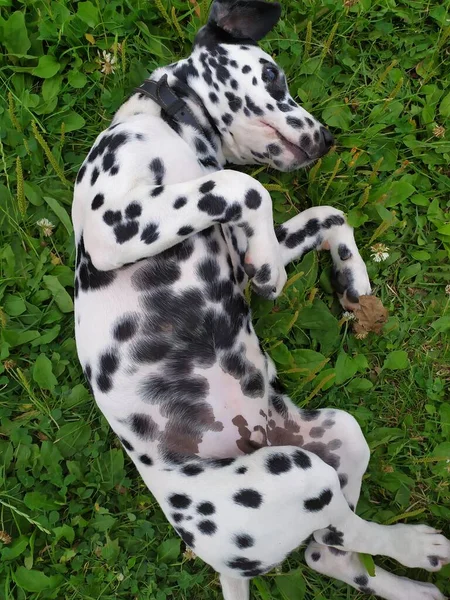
[355,331,368,340]
[445,284,450,295]
[36,218,54,237]
[370,243,389,262]
[183,548,196,560]
[99,50,116,75]
[433,125,445,139]
[342,311,356,321]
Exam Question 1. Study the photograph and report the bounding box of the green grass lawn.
[1,0,449,598]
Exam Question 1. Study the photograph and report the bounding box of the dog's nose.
[320,127,334,150]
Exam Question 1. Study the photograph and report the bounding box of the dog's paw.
[396,580,447,600]
[331,255,371,310]
[390,524,450,572]
[244,260,287,299]
[244,228,287,299]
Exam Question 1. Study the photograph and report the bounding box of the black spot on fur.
[113,314,138,341]
[174,196,187,209]
[323,215,345,229]
[277,102,293,112]
[141,223,159,244]
[132,260,181,289]
[236,466,247,474]
[254,263,271,284]
[100,351,119,375]
[301,409,321,421]
[329,547,347,556]
[103,210,122,226]
[151,185,164,197]
[197,258,220,282]
[198,193,227,215]
[120,438,134,452]
[245,189,262,209]
[182,464,204,476]
[242,371,264,397]
[322,525,344,546]
[76,164,86,184]
[77,236,116,293]
[91,167,99,185]
[169,494,192,509]
[125,202,142,219]
[140,374,210,405]
[235,534,254,549]
[267,453,292,475]
[245,95,263,116]
[338,473,348,489]
[311,552,321,562]
[304,489,333,512]
[178,226,194,236]
[225,92,243,112]
[233,489,262,508]
[227,557,262,571]
[176,527,195,547]
[149,158,165,185]
[198,520,217,535]
[338,243,352,261]
[197,502,215,515]
[267,143,282,156]
[222,113,233,126]
[292,450,312,469]
[210,457,235,468]
[131,339,171,364]
[91,193,104,210]
[114,220,139,243]
[130,413,158,440]
[428,555,439,567]
[286,116,304,129]
[200,180,216,194]
[275,225,287,243]
[139,454,153,466]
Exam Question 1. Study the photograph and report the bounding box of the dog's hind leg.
[266,392,448,600]
[220,575,249,600]
[275,206,371,308]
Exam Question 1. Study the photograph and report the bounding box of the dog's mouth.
[261,121,311,163]
[275,130,311,162]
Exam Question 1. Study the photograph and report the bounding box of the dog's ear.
[209,0,281,42]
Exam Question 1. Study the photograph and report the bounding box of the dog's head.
[185,0,334,171]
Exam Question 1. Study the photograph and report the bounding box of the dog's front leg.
[80,169,286,298]
[275,206,371,308]
[220,575,249,600]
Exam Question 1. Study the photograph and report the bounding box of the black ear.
[209,0,281,42]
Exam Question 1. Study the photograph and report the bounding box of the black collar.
[135,74,220,139]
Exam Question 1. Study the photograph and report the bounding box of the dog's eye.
[263,65,278,83]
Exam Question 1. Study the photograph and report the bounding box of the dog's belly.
[75,229,270,460]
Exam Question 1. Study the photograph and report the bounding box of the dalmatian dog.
[72,1,450,599]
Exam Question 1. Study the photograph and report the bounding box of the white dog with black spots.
[72,1,450,599]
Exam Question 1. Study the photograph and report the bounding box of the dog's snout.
[320,127,334,150]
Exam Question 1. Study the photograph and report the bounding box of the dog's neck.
[165,63,224,155]
[116,55,227,170]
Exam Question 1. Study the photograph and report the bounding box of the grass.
[0,0,449,598]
